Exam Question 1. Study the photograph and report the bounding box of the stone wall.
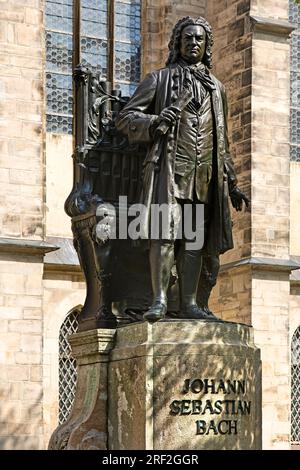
[250,0,291,450]
[251,28,290,260]
[205,0,253,330]
[209,266,252,325]
[142,0,206,75]
[42,269,85,448]
[0,0,45,240]
[251,0,289,18]
[252,269,290,449]
[290,284,300,346]
[206,0,252,264]
[45,134,73,239]
[290,162,300,256]
[0,0,45,450]
[207,0,292,450]
[0,254,44,449]
[0,0,297,451]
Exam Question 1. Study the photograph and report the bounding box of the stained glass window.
[114,1,141,96]
[80,0,108,76]
[45,0,141,134]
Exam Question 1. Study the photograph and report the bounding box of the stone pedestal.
[108,320,262,450]
[48,329,115,450]
[48,320,261,450]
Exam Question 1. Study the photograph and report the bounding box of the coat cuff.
[128,115,158,144]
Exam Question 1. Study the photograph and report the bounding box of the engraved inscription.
[169,378,252,436]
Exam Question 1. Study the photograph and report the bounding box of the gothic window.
[58,306,80,425]
[290,0,300,161]
[113,0,141,96]
[45,0,141,134]
[45,0,74,134]
[291,326,300,444]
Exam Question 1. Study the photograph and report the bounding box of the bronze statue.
[116,16,249,323]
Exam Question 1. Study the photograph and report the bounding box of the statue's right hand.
[158,106,179,126]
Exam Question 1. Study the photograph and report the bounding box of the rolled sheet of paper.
[155,87,193,135]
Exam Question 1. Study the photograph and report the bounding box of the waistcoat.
[174,79,213,203]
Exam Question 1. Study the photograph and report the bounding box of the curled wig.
[166,16,213,68]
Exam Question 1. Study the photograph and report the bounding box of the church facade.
[0,0,299,450]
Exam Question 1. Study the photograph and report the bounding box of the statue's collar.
[177,58,216,91]
[177,58,208,74]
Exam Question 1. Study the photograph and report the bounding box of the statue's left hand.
[230,186,250,211]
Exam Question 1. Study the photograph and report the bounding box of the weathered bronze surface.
[65,16,249,330]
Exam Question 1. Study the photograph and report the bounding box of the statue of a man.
[116,16,249,322]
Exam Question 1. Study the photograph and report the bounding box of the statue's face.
[179,25,206,64]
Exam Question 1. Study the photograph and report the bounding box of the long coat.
[116,63,237,255]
